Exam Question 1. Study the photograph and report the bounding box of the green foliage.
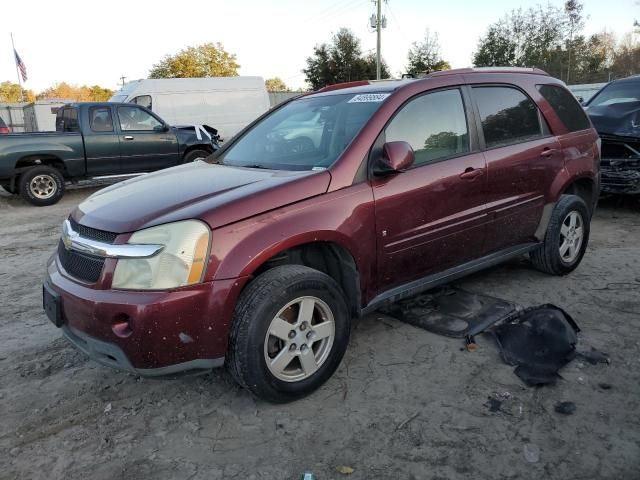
[265,77,289,92]
[149,43,240,79]
[303,28,389,90]
[0,81,35,102]
[406,30,451,75]
[473,1,640,83]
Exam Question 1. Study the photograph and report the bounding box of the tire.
[183,149,211,163]
[227,265,351,403]
[19,166,65,206]
[530,194,590,275]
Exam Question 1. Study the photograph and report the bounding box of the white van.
[109,77,270,140]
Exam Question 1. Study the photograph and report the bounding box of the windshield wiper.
[237,164,272,170]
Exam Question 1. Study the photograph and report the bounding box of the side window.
[385,89,470,167]
[117,106,162,131]
[130,95,152,110]
[537,84,591,132]
[89,107,114,132]
[61,108,80,132]
[473,86,542,148]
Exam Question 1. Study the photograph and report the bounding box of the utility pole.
[376,0,382,80]
[119,75,127,88]
[371,0,387,80]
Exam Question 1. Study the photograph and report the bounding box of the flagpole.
[10,32,24,103]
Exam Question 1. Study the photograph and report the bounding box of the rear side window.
[473,86,541,148]
[385,88,470,167]
[59,108,80,132]
[537,84,590,132]
[89,107,114,132]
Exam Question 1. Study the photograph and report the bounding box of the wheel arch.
[218,235,363,317]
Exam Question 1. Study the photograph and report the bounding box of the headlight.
[112,220,210,290]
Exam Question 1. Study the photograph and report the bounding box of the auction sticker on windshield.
[348,93,390,103]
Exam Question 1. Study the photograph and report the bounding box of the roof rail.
[429,67,549,77]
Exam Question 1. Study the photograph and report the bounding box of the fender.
[206,182,378,304]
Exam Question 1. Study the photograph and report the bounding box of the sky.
[1,0,636,93]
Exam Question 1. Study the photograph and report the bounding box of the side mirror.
[377,141,415,174]
[154,124,169,133]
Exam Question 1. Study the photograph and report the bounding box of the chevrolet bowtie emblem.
[62,221,79,250]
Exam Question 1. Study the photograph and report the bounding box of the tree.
[265,77,289,92]
[406,30,451,75]
[611,33,640,78]
[0,81,35,102]
[565,0,586,83]
[472,3,581,81]
[149,43,240,78]
[37,82,113,101]
[303,28,389,90]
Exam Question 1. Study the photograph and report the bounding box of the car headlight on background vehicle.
[112,220,210,290]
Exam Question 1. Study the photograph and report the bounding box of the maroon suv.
[43,68,600,402]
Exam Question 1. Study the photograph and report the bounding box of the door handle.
[123,135,134,141]
[541,147,557,157]
[459,167,485,180]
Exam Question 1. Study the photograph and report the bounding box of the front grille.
[58,241,106,283]
[58,218,118,283]
[68,217,118,243]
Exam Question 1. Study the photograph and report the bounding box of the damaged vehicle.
[43,68,600,402]
[584,75,640,194]
[0,102,219,206]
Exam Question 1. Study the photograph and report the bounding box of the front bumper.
[45,255,249,375]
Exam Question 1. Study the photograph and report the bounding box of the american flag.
[14,49,27,82]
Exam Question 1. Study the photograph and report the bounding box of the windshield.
[588,81,640,107]
[220,92,387,170]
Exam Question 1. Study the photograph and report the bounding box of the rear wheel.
[530,194,590,275]
[227,265,351,403]
[19,166,65,206]
[183,149,211,163]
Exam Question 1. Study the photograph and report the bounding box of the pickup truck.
[0,102,219,206]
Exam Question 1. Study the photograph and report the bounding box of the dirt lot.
[0,186,639,480]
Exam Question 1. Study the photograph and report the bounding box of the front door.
[116,105,180,173]
[372,88,488,293]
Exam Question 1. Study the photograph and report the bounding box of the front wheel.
[530,194,590,275]
[19,166,65,206]
[226,265,351,403]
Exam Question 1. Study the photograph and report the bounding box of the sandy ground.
[0,186,639,480]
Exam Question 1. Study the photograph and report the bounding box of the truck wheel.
[227,265,351,403]
[19,166,65,206]
[183,149,210,163]
[530,194,590,275]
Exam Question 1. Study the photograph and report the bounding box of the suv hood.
[585,100,640,137]
[73,161,331,233]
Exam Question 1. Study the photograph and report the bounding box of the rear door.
[470,85,562,252]
[84,106,122,176]
[115,105,180,173]
[372,87,488,292]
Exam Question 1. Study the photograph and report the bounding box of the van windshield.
[220,93,387,170]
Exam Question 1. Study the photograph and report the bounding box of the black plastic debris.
[492,305,579,386]
[576,348,610,365]
[554,401,576,415]
[380,287,516,338]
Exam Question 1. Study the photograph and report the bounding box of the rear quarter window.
[537,84,591,132]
